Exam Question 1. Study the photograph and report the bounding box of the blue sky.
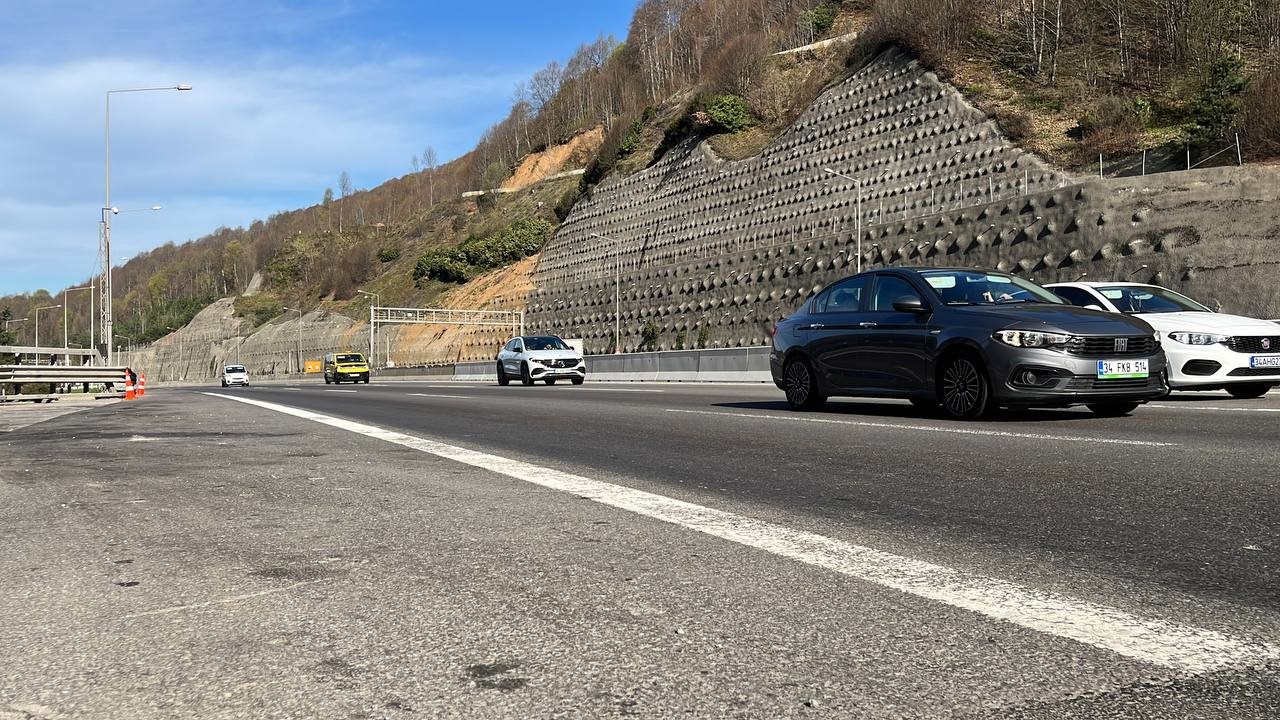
[0,0,637,296]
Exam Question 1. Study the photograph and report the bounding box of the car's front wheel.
[520,363,534,386]
[497,363,509,386]
[939,354,991,420]
[544,379,557,385]
[783,357,825,411]
[571,377,585,385]
[1226,382,1273,399]
[1087,402,1140,416]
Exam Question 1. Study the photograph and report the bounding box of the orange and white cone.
[138,373,146,397]
[123,375,135,400]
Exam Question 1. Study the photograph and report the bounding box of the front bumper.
[528,363,586,379]
[223,378,248,386]
[1164,343,1280,389]
[986,345,1169,406]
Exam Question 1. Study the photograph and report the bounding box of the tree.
[322,187,334,231]
[338,171,353,232]
[1190,55,1248,145]
[422,146,438,207]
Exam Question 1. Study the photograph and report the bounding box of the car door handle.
[807,323,825,329]
[859,322,878,328]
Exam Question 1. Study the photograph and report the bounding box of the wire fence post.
[1098,154,1104,179]
[1186,145,1191,171]
[1236,133,1243,166]
[1142,149,1147,176]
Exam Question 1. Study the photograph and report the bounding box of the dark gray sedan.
[769,267,1168,418]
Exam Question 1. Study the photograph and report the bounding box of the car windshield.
[225,365,245,373]
[1094,285,1210,314]
[921,270,1064,306]
[336,354,364,363]
[523,336,570,351]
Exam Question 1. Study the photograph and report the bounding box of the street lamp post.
[63,284,94,365]
[589,232,622,354]
[355,290,380,368]
[281,307,304,374]
[102,85,191,367]
[34,305,61,365]
[823,168,863,273]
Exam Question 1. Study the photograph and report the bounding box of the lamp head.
[175,84,193,91]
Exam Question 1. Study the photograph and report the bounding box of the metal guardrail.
[452,346,775,383]
[0,365,130,402]
[373,307,523,329]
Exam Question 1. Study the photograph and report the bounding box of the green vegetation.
[377,247,401,263]
[1189,56,1248,145]
[703,94,757,133]
[413,218,555,285]
[232,295,282,328]
[639,320,659,351]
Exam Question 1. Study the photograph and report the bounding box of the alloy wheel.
[942,357,982,417]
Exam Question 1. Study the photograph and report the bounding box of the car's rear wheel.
[324,375,331,384]
[1226,382,1273,399]
[520,363,534,386]
[783,357,825,411]
[939,354,991,420]
[497,363,509,386]
[544,379,557,385]
[571,377,585,385]
[1087,402,1140,416]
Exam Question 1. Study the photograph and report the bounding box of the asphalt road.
[2,379,1278,718]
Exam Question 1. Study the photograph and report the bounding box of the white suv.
[497,335,585,386]
[1046,282,1279,397]
[221,364,249,387]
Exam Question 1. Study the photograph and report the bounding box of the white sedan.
[496,335,586,386]
[1046,282,1280,397]
[221,364,249,387]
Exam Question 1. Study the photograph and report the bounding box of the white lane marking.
[126,580,325,619]
[574,387,665,393]
[1148,404,1280,413]
[203,392,1271,673]
[665,408,1177,448]
[324,389,358,393]
[408,393,473,399]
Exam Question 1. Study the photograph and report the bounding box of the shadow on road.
[711,400,1093,423]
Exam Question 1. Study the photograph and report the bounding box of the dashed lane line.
[665,408,1177,447]
[407,393,473,399]
[202,392,1271,673]
[1147,404,1280,413]
[323,389,358,393]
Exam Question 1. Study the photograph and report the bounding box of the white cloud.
[0,52,526,295]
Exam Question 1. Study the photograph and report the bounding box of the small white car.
[1046,282,1280,397]
[496,335,585,386]
[221,364,249,387]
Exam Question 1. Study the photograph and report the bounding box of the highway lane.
[196,380,1280,619]
[4,386,1279,717]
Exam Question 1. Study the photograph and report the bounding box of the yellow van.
[323,352,370,384]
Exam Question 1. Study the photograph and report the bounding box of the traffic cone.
[123,374,135,400]
[138,373,146,397]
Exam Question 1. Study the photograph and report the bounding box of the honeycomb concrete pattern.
[529,50,1065,352]
[529,51,1280,353]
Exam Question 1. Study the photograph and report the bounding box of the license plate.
[1096,359,1149,379]
[1250,355,1280,368]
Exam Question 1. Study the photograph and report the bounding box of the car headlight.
[994,330,1073,348]
[1167,331,1227,345]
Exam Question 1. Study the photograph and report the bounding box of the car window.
[922,270,1063,306]
[523,336,570,351]
[1050,286,1100,308]
[224,365,246,373]
[1093,285,1210,313]
[336,354,363,363]
[870,275,922,311]
[814,276,869,314]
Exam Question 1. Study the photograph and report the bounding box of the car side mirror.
[892,297,928,313]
